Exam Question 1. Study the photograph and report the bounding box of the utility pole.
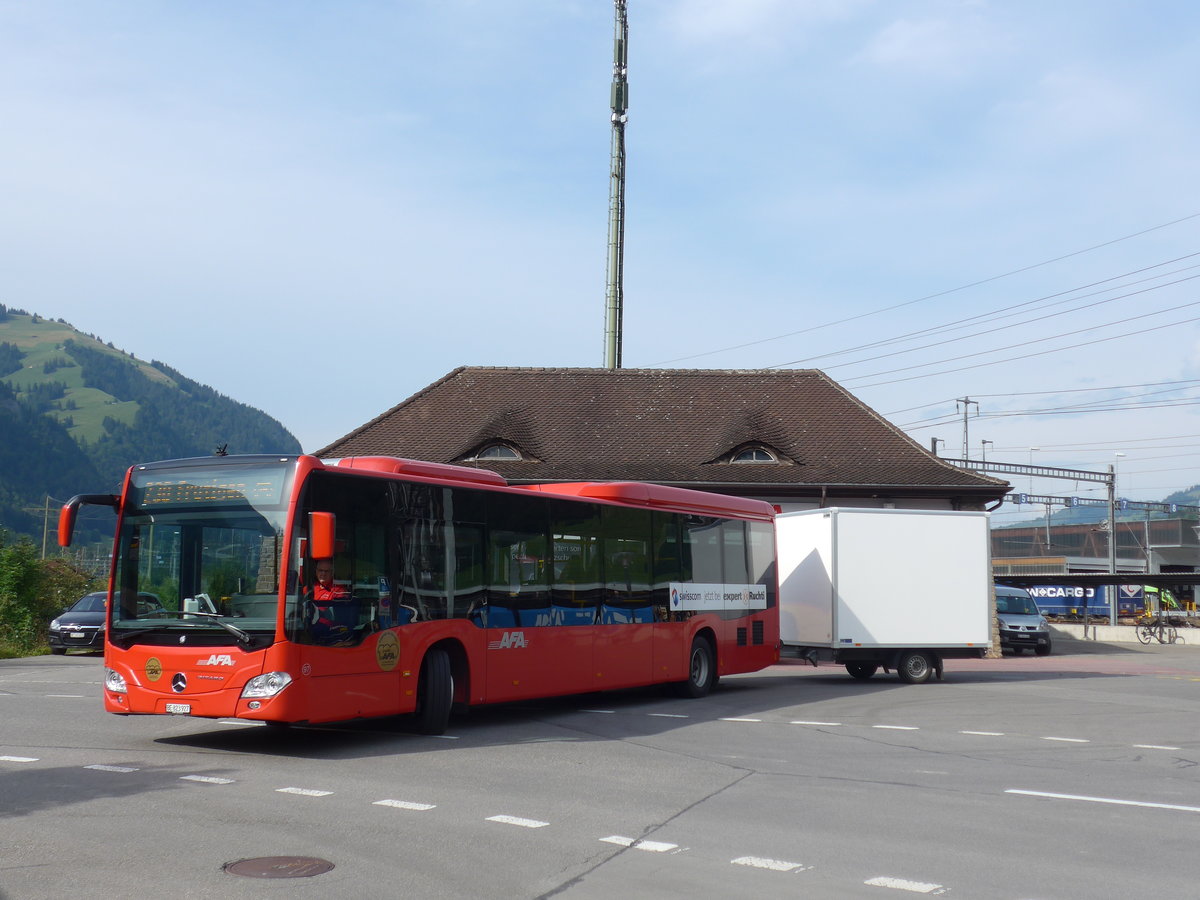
[603,0,629,369]
[955,397,978,459]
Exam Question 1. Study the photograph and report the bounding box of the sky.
[3,0,1200,526]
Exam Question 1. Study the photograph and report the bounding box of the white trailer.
[776,507,992,683]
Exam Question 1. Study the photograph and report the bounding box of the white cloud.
[660,0,867,47]
[852,15,1006,75]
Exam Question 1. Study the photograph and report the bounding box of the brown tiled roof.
[317,367,1008,501]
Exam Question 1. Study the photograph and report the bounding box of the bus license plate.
[165,703,192,715]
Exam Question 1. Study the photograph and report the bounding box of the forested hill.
[0,306,301,541]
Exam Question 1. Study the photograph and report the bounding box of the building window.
[468,443,522,461]
[731,447,776,464]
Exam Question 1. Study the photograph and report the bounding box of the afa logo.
[487,631,528,650]
[197,654,234,667]
[376,630,400,671]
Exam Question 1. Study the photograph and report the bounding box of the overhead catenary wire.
[772,256,1200,369]
[649,212,1200,366]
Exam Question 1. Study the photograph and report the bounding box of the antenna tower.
[603,0,629,369]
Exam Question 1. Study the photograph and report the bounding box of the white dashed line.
[960,730,1004,736]
[180,775,235,785]
[731,855,807,872]
[0,755,38,762]
[84,764,138,773]
[873,725,919,731]
[1042,736,1089,743]
[1007,789,1200,813]
[720,717,762,723]
[45,694,84,698]
[600,835,680,852]
[864,875,944,893]
[580,709,615,714]
[648,713,689,718]
[374,799,436,811]
[487,815,549,828]
[1134,744,1181,751]
[276,787,333,797]
[791,720,843,726]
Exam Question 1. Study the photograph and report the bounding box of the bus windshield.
[109,461,292,649]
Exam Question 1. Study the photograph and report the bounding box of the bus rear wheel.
[413,648,453,735]
[674,636,716,698]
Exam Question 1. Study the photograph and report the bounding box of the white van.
[995,584,1052,656]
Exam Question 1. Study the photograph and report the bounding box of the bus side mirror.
[58,504,78,548]
[58,494,119,547]
[309,512,336,560]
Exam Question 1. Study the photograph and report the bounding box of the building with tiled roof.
[317,367,1009,511]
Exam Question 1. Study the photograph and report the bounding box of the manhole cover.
[223,856,335,879]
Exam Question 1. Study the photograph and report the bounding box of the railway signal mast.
[603,0,629,369]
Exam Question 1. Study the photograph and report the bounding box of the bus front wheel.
[674,636,716,698]
[413,647,453,735]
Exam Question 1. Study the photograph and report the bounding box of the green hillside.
[0,305,301,542]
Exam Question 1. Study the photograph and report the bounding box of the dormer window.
[466,443,522,461]
[732,447,777,464]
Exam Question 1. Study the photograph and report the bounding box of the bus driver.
[309,558,352,642]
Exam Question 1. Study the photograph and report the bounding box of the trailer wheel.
[413,647,453,735]
[896,651,933,684]
[846,662,878,680]
[674,636,716,698]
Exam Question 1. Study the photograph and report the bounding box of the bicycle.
[1136,613,1178,645]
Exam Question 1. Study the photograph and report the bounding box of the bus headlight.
[104,668,128,694]
[242,671,293,699]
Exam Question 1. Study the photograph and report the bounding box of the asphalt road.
[3,635,1199,899]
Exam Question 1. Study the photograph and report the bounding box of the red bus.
[59,454,779,734]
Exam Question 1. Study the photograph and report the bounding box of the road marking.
[1134,744,1181,751]
[731,855,807,872]
[873,725,919,731]
[720,717,762,723]
[601,835,679,852]
[960,730,1004,736]
[276,787,333,797]
[217,718,264,726]
[84,764,138,773]
[580,709,615,714]
[181,775,235,785]
[374,799,436,811]
[1042,736,1089,743]
[864,875,945,893]
[45,694,84,698]
[791,720,843,726]
[648,713,689,718]
[0,755,38,762]
[487,815,549,828]
[1007,789,1200,813]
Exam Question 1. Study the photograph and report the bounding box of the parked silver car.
[48,591,163,654]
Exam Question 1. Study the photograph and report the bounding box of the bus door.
[294,481,400,721]
[594,508,654,689]
[482,495,593,702]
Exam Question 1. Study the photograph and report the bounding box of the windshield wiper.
[154,610,258,651]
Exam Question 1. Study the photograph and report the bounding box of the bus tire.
[674,636,716,698]
[896,651,933,684]
[413,647,453,735]
[846,662,878,680]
